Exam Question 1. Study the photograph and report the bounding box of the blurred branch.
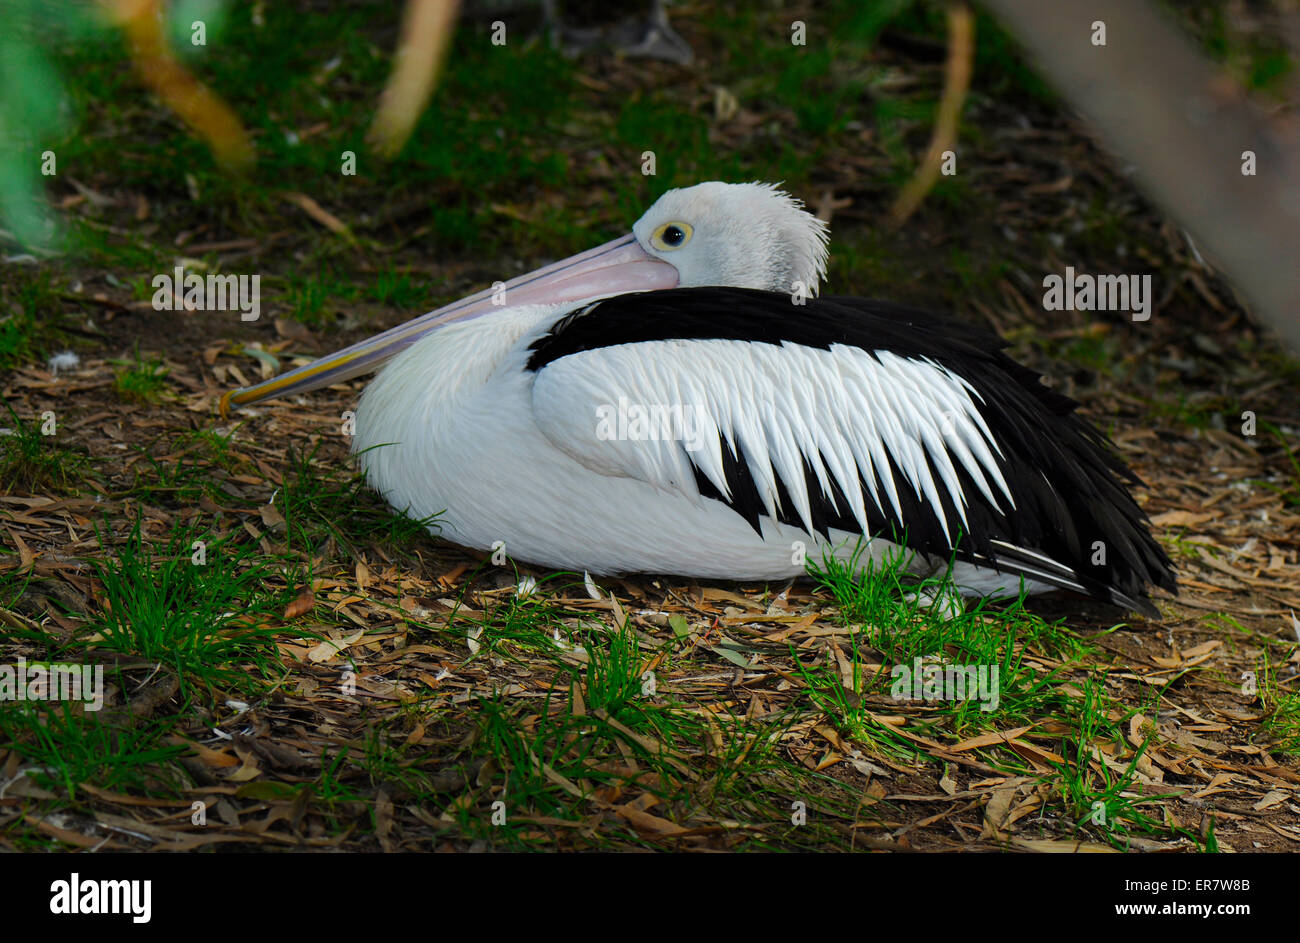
[981,0,1300,351]
[368,0,461,159]
[104,0,253,170]
[891,2,974,226]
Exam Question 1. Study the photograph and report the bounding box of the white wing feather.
[529,339,1014,542]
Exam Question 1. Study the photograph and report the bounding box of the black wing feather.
[528,287,1177,612]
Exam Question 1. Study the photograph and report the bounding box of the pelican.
[223,182,1176,614]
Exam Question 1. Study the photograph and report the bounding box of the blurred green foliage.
[0,0,90,248]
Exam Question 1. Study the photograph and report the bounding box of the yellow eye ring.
[650,221,693,251]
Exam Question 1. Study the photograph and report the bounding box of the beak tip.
[218,389,236,419]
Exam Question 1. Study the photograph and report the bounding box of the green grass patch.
[448,617,863,849]
[1254,420,1300,507]
[1054,677,1196,849]
[283,267,360,326]
[0,699,187,802]
[0,697,188,801]
[110,347,169,403]
[0,404,90,493]
[78,517,302,698]
[1261,691,1300,755]
[802,542,1083,749]
[0,269,65,370]
[113,430,247,504]
[803,541,1208,848]
[367,264,428,309]
[277,442,440,556]
[1256,651,1300,755]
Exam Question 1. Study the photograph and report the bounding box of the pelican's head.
[632,182,828,294]
[221,181,830,413]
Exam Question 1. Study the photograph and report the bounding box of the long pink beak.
[219,233,677,415]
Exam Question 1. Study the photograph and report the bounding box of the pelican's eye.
[651,221,693,251]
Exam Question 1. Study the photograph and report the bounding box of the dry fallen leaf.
[981,780,1020,840]
[1011,838,1120,853]
[950,726,1034,752]
[1150,510,1214,527]
[259,502,287,533]
[1254,790,1290,812]
[939,768,959,796]
[307,629,365,663]
[615,804,689,836]
[283,590,315,620]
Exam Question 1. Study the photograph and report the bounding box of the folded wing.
[526,287,1176,611]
